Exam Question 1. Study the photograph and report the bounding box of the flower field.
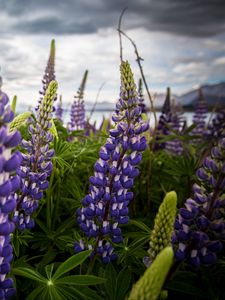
[0,39,225,300]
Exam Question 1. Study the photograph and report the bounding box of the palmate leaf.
[12,267,47,283]
[14,250,105,300]
[26,286,45,300]
[55,275,105,285]
[104,265,132,300]
[52,250,91,280]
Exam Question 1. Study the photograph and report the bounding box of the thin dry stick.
[119,29,158,214]
[88,81,107,121]
[118,7,127,63]
[206,94,222,127]
[119,29,157,129]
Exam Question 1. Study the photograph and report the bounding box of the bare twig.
[88,81,107,121]
[119,29,157,129]
[117,7,127,63]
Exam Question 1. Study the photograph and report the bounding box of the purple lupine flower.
[153,87,171,151]
[0,76,9,106]
[0,94,22,299]
[165,103,184,155]
[192,89,208,137]
[13,81,58,230]
[75,61,149,263]
[55,95,63,124]
[206,109,225,140]
[173,137,225,267]
[138,78,146,114]
[67,70,88,132]
[36,40,56,111]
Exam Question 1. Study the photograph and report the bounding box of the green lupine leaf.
[66,286,102,300]
[11,95,17,113]
[12,267,47,283]
[48,286,64,300]
[77,287,105,300]
[52,250,91,280]
[101,118,110,134]
[129,247,174,300]
[128,219,151,233]
[55,275,105,285]
[26,286,45,300]
[104,264,117,300]
[50,119,58,140]
[116,268,132,300]
[9,111,32,132]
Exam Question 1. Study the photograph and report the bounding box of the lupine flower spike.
[173,137,225,267]
[0,76,9,105]
[75,61,149,262]
[13,81,58,230]
[192,88,208,137]
[0,94,22,299]
[144,191,177,267]
[138,78,146,114]
[207,109,225,139]
[129,247,174,300]
[154,87,171,151]
[36,39,56,111]
[55,95,63,124]
[68,70,88,132]
[165,101,184,155]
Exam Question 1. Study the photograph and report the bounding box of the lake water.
[63,110,215,128]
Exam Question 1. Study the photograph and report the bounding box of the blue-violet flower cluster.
[153,87,171,151]
[192,89,208,137]
[75,61,149,263]
[55,95,63,124]
[13,81,57,230]
[0,94,21,299]
[37,40,56,111]
[68,70,88,132]
[173,137,225,267]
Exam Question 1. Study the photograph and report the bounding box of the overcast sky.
[0,0,225,107]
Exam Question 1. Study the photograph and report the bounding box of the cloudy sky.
[0,0,225,107]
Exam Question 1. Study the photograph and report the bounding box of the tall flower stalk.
[153,87,171,151]
[13,81,58,230]
[165,102,184,155]
[68,70,88,132]
[207,109,225,140]
[192,88,207,137]
[138,78,146,114]
[36,40,56,111]
[173,137,225,267]
[0,94,21,299]
[0,76,9,105]
[55,95,63,124]
[75,61,149,263]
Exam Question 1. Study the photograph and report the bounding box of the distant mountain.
[16,82,225,113]
[177,82,225,108]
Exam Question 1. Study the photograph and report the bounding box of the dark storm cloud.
[0,0,225,37]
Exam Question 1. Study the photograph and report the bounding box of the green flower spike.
[148,191,177,263]
[129,247,173,300]
[38,80,58,130]
[10,111,32,132]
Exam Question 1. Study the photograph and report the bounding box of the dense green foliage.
[8,113,225,300]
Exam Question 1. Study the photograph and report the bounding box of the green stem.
[86,255,97,275]
[46,161,55,229]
